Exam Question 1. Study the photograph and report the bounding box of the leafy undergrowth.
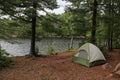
[0,47,13,69]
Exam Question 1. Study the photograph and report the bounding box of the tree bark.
[108,0,113,51]
[91,0,97,44]
[30,2,37,56]
[69,36,73,49]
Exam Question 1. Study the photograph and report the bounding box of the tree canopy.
[0,0,120,54]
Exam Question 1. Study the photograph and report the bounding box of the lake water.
[0,38,85,56]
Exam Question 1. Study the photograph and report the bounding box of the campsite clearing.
[0,49,120,80]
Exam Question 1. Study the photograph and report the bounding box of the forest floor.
[0,49,120,80]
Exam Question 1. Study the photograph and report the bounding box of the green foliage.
[0,0,58,56]
[99,46,110,59]
[35,45,39,55]
[15,20,31,38]
[78,42,83,48]
[0,19,17,39]
[0,46,12,68]
[118,51,120,57]
[0,56,12,68]
[46,41,56,55]
[59,12,88,36]
[0,0,120,54]
[36,26,45,38]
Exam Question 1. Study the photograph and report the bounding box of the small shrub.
[35,45,39,55]
[0,46,12,68]
[0,56,12,68]
[118,51,120,57]
[78,42,84,48]
[99,46,110,59]
[46,41,56,55]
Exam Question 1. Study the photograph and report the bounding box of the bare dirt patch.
[0,49,120,80]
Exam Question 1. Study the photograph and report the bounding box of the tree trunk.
[110,0,114,51]
[30,2,37,56]
[108,0,113,51]
[69,36,73,49]
[91,0,97,44]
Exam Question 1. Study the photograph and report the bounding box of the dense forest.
[0,0,120,56]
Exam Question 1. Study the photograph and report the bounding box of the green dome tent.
[72,43,106,67]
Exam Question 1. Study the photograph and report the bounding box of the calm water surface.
[0,38,84,56]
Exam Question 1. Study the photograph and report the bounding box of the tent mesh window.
[78,50,88,59]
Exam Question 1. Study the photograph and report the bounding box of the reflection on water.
[0,38,84,56]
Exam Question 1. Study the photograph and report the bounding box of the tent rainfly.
[72,43,106,67]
